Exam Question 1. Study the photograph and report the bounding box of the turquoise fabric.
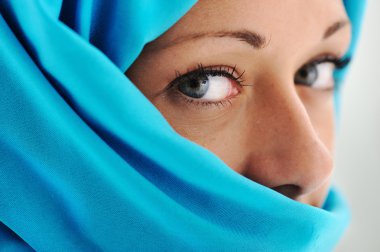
[334,0,367,117]
[0,0,365,251]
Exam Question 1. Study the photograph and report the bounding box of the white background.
[335,1,380,251]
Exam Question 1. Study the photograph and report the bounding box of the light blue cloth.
[0,0,365,251]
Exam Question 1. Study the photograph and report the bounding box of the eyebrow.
[323,20,350,39]
[151,19,350,51]
[183,30,268,49]
[151,30,268,51]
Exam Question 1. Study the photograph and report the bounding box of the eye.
[177,74,239,101]
[295,62,336,90]
[294,56,351,90]
[171,65,244,103]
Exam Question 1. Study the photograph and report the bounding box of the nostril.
[271,184,302,199]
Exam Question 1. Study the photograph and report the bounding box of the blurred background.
[335,1,380,251]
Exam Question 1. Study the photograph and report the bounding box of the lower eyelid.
[169,88,236,110]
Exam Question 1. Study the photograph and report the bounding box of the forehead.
[153,0,349,54]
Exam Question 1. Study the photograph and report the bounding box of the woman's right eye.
[177,75,209,98]
[169,65,244,105]
[177,73,239,101]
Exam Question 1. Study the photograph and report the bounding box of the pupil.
[190,79,200,88]
[300,69,308,78]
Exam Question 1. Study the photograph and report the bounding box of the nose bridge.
[277,87,333,192]
[245,78,333,197]
[275,85,317,147]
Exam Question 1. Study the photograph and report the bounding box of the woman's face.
[126,0,351,207]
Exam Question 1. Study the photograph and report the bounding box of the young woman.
[127,0,352,208]
[0,0,366,251]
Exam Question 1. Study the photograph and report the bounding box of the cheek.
[152,98,249,173]
[153,86,336,174]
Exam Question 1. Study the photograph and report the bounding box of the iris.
[178,76,210,98]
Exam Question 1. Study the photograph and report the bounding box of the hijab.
[0,0,366,251]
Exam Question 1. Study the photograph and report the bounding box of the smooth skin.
[126,0,351,207]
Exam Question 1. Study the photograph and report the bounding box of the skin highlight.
[126,0,351,207]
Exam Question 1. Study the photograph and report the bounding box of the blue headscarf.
[0,0,366,251]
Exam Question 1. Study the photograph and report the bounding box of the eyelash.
[167,55,350,109]
[174,64,246,86]
[309,55,351,70]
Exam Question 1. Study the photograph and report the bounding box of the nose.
[242,78,334,199]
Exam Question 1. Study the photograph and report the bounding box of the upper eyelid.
[296,54,350,74]
[171,65,246,85]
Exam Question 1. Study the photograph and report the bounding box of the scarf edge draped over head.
[0,0,366,251]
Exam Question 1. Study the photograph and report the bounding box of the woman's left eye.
[294,62,335,90]
[294,56,351,90]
